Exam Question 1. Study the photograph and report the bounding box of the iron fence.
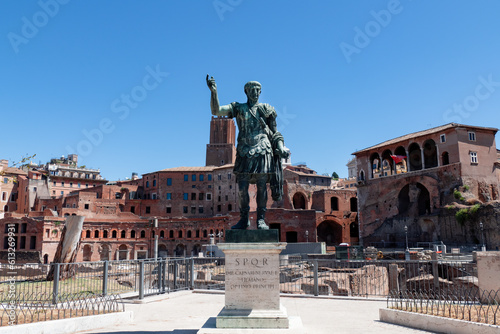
[387,289,500,325]
[0,256,477,302]
[0,291,123,326]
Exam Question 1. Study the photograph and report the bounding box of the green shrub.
[470,204,481,214]
[455,208,470,225]
[463,185,470,191]
[454,190,465,201]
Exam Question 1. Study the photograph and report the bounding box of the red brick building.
[353,123,500,248]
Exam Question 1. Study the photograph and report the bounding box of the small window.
[199,174,204,181]
[146,206,151,214]
[166,207,171,213]
[130,206,135,213]
[470,152,478,164]
[183,193,188,200]
[208,174,212,181]
[192,174,196,182]
[152,193,157,200]
[61,182,65,187]
[84,203,89,210]
[146,181,149,188]
[468,131,476,141]
[184,175,188,181]
[199,206,204,213]
[121,230,126,238]
[217,205,221,212]
[218,175,222,180]
[167,178,172,186]
[191,193,196,200]
[199,193,204,200]
[153,179,156,187]
[183,206,188,213]
[440,134,446,143]
[207,193,212,200]
[228,173,231,179]
[191,206,196,214]
[228,204,232,211]
[69,182,73,188]
[166,193,172,200]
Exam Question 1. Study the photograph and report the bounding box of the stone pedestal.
[216,230,288,329]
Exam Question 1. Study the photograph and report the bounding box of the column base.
[216,304,289,329]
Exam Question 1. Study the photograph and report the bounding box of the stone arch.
[423,139,438,169]
[158,244,168,258]
[83,244,92,261]
[369,152,381,178]
[442,151,449,166]
[118,244,128,260]
[381,149,394,176]
[317,220,343,246]
[398,183,431,216]
[174,244,185,257]
[292,192,307,209]
[408,143,422,171]
[100,244,110,261]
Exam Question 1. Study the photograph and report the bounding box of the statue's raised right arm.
[206,74,232,117]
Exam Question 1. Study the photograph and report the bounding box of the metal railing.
[0,291,123,326]
[387,289,500,325]
[0,256,477,302]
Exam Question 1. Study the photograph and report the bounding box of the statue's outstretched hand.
[206,74,217,93]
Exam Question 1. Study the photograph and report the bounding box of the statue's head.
[244,81,261,99]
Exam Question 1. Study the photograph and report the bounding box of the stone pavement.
[79,291,435,334]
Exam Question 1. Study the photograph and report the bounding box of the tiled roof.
[2,167,27,175]
[352,123,498,155]
[156,164,234,173]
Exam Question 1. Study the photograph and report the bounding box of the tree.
[332,171,339,180]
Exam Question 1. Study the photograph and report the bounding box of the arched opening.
[140,230,146,238]
[112,230,117,238]
[158,244,168,258]
[408,143,422,171]
[203,230,207,238]
[350,197,357,212]
[94,230,99,239]
[103,230,108,238]
[192,244,202,256]
[317,221,343,246]
[43,254,49,264]
[169,230,174,238]
[350,222,359,238]
[187,230,192,238]
[398,183,431,216]
[381,149,394,176]
[83,245,92,261]
[330,197,339,211]
[85,230,91,238]
[121,230,126,238]
[100,244,110,261]
[130,230,136,238]
[178,230,183,238]
[359,170,365,181]
[118,244,128,260]
[394,146,408,174]
[369,153,381,178]
[160,230,165,238]
[174,244,185,257]
[285,231,298,243]
[292,193,306,209]
[423,139,438,169]
[442,151,449,166]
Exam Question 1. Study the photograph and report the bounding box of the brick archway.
[317,220,343,246]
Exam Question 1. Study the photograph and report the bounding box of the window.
[208,174,212,181]
[3,178,8,184]
[225,195,228,201]
[199,206,204,213]
[199,174,204,181]
[166,207,171,213]
[183,193,188,200]
[70,182,73,187]
[61,182,65,187]
[1,192,5,201]
[85,184,89,188]
[130,206,135,213]
[30,236,36,250]
[167,178,172,186]
[178,231,183,238]
[199,193,204,200]
[103,230,108,238]
[468,131,476,141]
[206,193,212,200]
[85,230,91,238]
[183,206,188,213]
[191,206,196,214]
[191,193,196,200]
[121,230,126,238]
[228,204,232,211]
[184,175,188,181]
[152,193,157,200]
[20,236,26,249]
[187,230,192,238]
[53,181,57,186]
[169,230,174,238]
[192,174,196,181]
[140,230,146,238]
[131,230,136,238]
[440,134,446,143]
[60,191,64,196]
[217,205,221,212]
[84,204,89,210]
[146,206,151,214]
[112,230,117,238]
[218,175,222,180]
[228,173,231,179]
[146,181,149,188]
[470,151,478,164]
[94,230,99,238]
[78,183,81,188]
[166,193,172,200]
[153,179,156,187]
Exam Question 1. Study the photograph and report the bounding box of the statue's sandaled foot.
[231,219,250,230]
[257,219,269,230]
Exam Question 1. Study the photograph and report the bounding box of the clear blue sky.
[1,0,499,181]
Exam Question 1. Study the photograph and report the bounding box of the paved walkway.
[80,291,435,334]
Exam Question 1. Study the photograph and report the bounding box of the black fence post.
[103,260,109,296]
[190,258,195,290]
[173,260,178,290]
[52,263,60,304]
[313,260,319,296]
[139,260,144,300]
[158,259,164,293]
